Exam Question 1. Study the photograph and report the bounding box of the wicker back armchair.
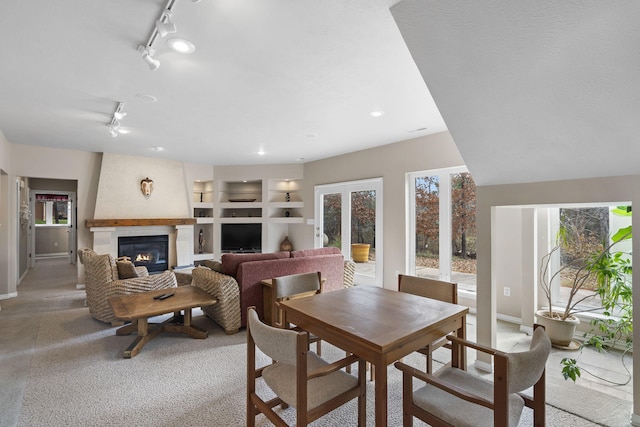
[80,248,177,325]
[191,267,241,334]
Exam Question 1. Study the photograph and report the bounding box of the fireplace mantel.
[85,218,196,228]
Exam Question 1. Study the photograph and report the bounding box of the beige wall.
[94,153,190,219]
[296,132,465,288]
[0,131,14,298]
[35,227,69,255]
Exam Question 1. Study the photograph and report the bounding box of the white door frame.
[315,177,383,287]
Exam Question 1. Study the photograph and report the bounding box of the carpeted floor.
[14,307,602,426]
[0,258,632,426]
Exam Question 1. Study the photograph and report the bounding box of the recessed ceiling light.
[118,128,131,134]
[257,150,265,155]
[135,93,158,102]
[151,146,165,151]
[167,38,196,54]
[369,110,385,118]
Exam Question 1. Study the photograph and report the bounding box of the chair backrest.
[273,271,322,299]
[247,307,299,365]
[398,274,457,304]
[507,326,551,393]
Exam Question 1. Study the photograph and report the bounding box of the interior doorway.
[19,178,77,272]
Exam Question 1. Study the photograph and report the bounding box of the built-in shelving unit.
[192,180,214,262]
[184,167,305,256]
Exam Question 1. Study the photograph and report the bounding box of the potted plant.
[351,243,370,263]
[536,220,632,348]
[562,219,633,383]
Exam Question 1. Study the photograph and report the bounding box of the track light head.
[114,103,127,120]
[138,45,160,71]
[107,121,119,138]
[156,10,177,37]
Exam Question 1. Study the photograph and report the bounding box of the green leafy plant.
[560,206,632,384]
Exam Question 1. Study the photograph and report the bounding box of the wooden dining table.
[279,285,468,427]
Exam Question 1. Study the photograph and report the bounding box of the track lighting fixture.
[138,45,160,70]
[113,103,127,120]
[137,0,197,70]
[155,10,177,37]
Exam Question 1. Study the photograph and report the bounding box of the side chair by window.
[394,324,551,427]
[398,274,459,374]
[246,307,367,426]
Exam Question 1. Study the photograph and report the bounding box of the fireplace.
[118,235,169,274]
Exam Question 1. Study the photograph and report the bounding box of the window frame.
[406,166,476,288]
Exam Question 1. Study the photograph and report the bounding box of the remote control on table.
[157,292,175,300]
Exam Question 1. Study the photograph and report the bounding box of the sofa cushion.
[221,252,290,277]
[116,260,139,279]
[202,259,223,273]
[291,247,341,258]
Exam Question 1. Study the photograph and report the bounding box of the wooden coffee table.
[108,286,217,358]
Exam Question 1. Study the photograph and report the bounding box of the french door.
[315,178,383,287]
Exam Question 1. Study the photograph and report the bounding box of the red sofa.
[220,247,345,326]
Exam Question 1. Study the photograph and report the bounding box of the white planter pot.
[535,309,580,347]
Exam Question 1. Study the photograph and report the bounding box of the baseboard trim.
[474,359,493,373]
[0,291,18,300]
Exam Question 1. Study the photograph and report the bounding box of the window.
[34,193,70,226]
[315,178,383,286]
[407,167,477,294]
[551,205,632,312]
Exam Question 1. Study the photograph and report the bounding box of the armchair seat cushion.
[413,367,524,427]
[262,351,359,411]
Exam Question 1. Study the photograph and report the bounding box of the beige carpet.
[14,305,607,427]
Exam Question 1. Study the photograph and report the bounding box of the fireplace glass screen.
[118,235,169,274]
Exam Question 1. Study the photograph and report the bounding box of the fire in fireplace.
[118,235,169,274]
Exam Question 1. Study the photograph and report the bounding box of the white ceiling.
[0,0,447,166]
[392,1,640,186]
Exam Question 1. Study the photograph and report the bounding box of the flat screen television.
[220,223,262,253]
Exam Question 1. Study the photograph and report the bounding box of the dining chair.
[398,274,459,374]
[394,324,551,427]
[272,271,323,355]
[246,307,367,426]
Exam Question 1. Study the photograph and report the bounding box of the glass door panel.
[321,193,342,248]
[351,190,376,278]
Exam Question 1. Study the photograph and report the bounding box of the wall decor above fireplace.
[140,177,154,198]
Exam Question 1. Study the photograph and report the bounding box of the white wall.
[297,132,465,289]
